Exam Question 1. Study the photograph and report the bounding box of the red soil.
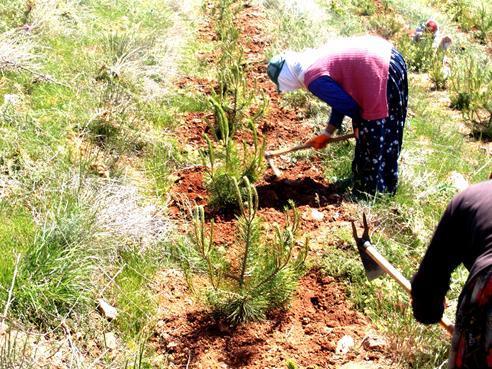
[152,270,390,368]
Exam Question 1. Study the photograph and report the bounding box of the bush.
[182,177,308,325]
[446,0,475,32]
[396,33,435,73]
[475,3,492,44]
[449,55,492,136]
[369,14,404,40]
[429,50,450,91]
[352,0,376,16]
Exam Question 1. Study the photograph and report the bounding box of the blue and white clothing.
[308,48,408,195]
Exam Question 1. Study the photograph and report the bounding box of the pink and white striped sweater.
[303,36,392,121]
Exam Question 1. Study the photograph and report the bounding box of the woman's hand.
[306,125,336,150]
[306,133,331,149]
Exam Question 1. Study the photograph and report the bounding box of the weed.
[0,1,28,32]
[114,250,159,339]
[285,359,299,369]
[145,139,182,197]
[0,30,40,74]
[123,339,153,369]
[369,14,405,40]
[182,177,308,325]
[446,0,474,32]
[321,140,355,188]
[352,0,376,16]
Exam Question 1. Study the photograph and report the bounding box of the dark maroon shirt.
[411,180,492,324]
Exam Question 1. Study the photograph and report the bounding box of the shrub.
[352,0,376,16]
[475,3,492,44]
[182,177,308,325]
[396,33,435,73]
[449,55,492,136]
[446,0,475,32]
[429,50,449,91]
[369,14,404,40]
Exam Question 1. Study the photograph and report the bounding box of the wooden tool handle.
[364,242,455,336]
[265,143,311,158]
[265,133,355,158]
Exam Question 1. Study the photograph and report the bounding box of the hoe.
[352,213,455,335]
[264,133,355,178]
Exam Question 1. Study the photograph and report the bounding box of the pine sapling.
[184,177,308,325]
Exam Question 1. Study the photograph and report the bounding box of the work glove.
[306,130,331,150]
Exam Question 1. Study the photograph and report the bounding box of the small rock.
[97,298,117,320]
[3,94,21,106]
[336,335,354,355]
[339,362,382,369]
[302,317,311,325]
[323,327,334,334]
[104,332,118,350]
[167,341,178,350]
[321,276,334,285]
[362,335,388,351]
[449,171,468,192]
[311,209,325,221]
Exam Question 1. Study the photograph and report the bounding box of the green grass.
[0,0,198,365]
[0,206,35,290]
[114,249,162,339]
[0,186,97,327]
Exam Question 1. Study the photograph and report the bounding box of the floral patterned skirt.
[448,266,492,368]
[352,48,408,195]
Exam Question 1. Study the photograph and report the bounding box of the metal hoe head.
[351,213,384,281]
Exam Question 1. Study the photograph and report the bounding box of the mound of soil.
[152,270,390,368]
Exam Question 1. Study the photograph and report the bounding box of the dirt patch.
[152,270,391,368]
[170,166,208,209]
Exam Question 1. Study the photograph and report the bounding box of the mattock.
[264,133,354,179]
[352,213,455,335]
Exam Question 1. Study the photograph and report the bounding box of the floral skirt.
[448,266,492,368]
[352,48,408,195]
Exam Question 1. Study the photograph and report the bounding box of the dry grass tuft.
[95,180,173,250]
[0,30,39,73]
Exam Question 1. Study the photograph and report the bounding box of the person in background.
[412,18,452,51]
[411,180,492,368]
[267,35,408,195]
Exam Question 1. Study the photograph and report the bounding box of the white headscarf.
[277,48,322,92]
